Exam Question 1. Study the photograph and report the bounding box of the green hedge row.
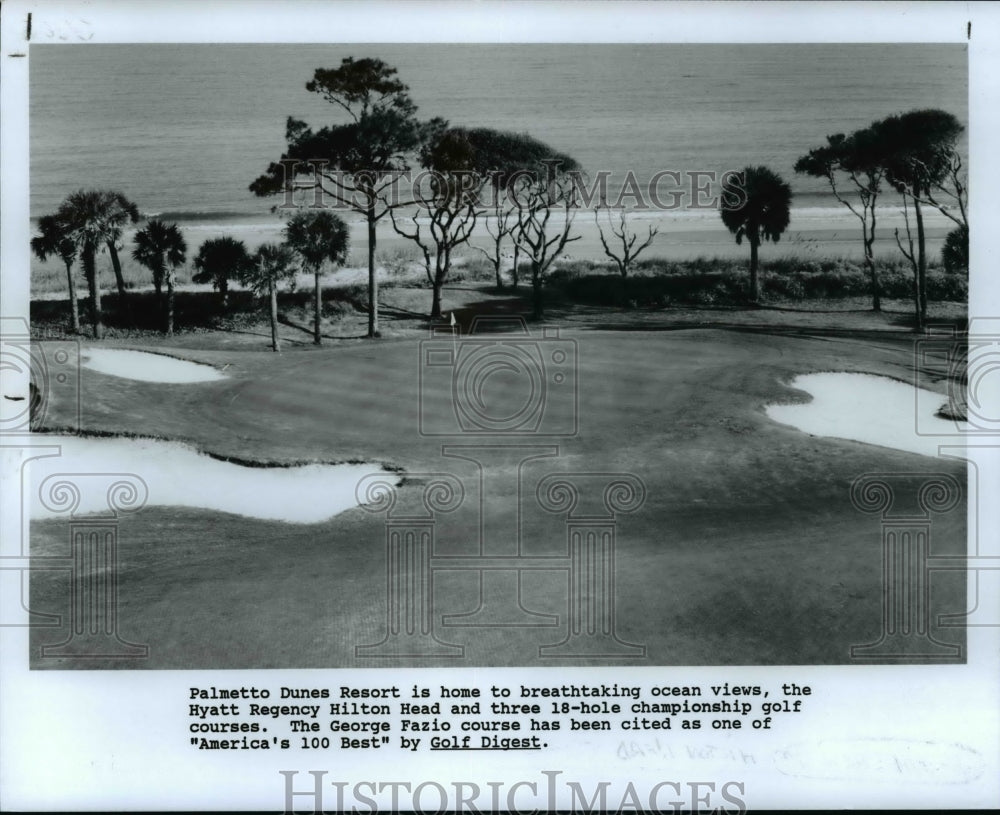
[546,257,967,307]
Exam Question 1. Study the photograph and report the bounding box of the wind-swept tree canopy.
[425,128,568,292]
[250,58,426,338]
[875,109,963,195]
[720,166,792,303]
[305,57,411,120]
[872,108,964,329]
[796,126,889,311]
[451,128,580,187]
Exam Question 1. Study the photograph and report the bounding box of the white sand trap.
[81,348,227,383]
[766,372,965,458]
[30,435,387,524]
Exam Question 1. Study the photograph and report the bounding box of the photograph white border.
[2,1,998,811]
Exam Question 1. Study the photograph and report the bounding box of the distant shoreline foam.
[30,201,960,230]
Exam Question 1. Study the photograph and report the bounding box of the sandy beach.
[30,204,957,299]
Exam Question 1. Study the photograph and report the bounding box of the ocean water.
[30,43,967,222]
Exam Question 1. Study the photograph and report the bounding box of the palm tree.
[56,190,111,338]
[132,219,187,335]
[241,243,298,352]
[720,166,792,303]
[53,188,142,338]
[283,210,350,345]
[31,213,80,333]
[192,237,251,312]
[97,190,141,312]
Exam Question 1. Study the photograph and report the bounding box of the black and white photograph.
[2,1,998,811]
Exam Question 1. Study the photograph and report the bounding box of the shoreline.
[30,205,959,299]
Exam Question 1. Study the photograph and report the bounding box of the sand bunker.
[766,372,964,458]
[30,435,385,524]
[81,348,227,383]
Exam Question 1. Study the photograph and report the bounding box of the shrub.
[808,268,869,297]
[925,270,968,302]
[560,274,627,306]
[761,256,801,277]
[544,254,966,310]
[448,256,497,284]
[633,257,674,276]
[377,246,421,278]
[762,273,805,300]
[942,224,969,275]
[546,267,577,285]
[876,266,913,299]
[557,259,603,277]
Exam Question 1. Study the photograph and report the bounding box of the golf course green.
[28,286,967,668]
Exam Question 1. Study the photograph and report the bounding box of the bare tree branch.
[594,206,658,280]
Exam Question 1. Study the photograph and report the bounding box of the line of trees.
[250,57,588,325]
[32,190,351,347]
[31,189,142,340]
[33,57,966,341]
[252,60,966,330]
[795,108,966,331]
[249,58,425,338]
[708,107,965,324]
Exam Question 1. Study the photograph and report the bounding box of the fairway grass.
[29,302,967,668]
